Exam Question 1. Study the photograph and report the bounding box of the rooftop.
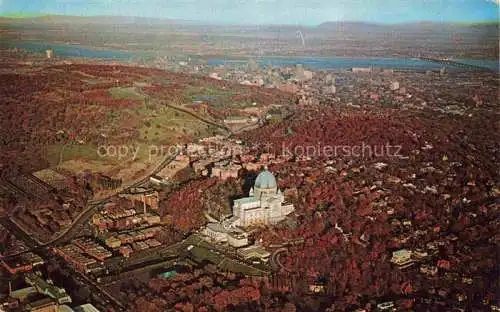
[238,245,271,259]
[9,286,37,300]
[234,196,259,205]
[254,168,277,189]
[74,304,101,312]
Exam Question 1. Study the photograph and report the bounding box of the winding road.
[6,99,236,249]
[165,103,233,136]
[49,151,180,245]
[270,247,291,272]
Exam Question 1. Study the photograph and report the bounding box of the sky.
[0,0,498,25]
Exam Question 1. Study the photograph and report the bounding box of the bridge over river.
[417,56,497,72]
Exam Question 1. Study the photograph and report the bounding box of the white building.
[322,85,336,94]
[202,223,228,243]
[232,167,294,227]
[201,221,249,247]
[201,166,293,253]
[237,245,271,262]
[390,81,400,91]
[303,70,314,80]
[352,67,372,73]
[390,249,414,268]
[209,72,222,80]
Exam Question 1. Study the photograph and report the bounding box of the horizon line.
[1,13,499,27]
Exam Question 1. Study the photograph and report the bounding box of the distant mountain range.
[1,14,497,60]
[0,15,200,25]
[1,14,498,28]
[316,21,499,33]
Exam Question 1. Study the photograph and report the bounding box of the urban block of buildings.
[52,243,106,275]
[210,161,242,181]
[120,189,159,210]
[1,274,100,312]
[24,273,72,305]
[91,200,161,233]
[1,252,45,274]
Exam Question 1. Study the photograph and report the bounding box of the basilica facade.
[232,167,294,227]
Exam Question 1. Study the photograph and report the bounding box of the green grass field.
[136,106,210,144]
[45,143,103,166]
[189,246,224,264]
[82,78,106,85]
[109,87,145,101]
[184,86,236,104]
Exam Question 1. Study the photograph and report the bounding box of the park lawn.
[109,87,145,101]
[44,141,164,180]
[183,85,236,104]
[44,143,103,167]
[82,78,106,85]
[137,106,210,144]
[218,259,268,276]
[189,246,224,264]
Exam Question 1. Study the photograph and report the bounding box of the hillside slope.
[0,52,293,179]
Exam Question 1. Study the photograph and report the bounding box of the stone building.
[201,222,249,247]
[232,166,294,227]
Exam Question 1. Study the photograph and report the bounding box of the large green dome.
[254,169,277,189]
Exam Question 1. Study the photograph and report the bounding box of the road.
[2,152,179,258]
[45,102,236,245]
[186,234,271,275]
[270,248,291,272]
[1,152,181,310]
[165,103,233,135]
[0,216,40,250]
[231,121,262,135]
[416,56,495,72]
[44,247,127,312]
[1,103,238,252]
[47,152,180,246]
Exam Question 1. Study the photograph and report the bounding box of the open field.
[109,87,145,101]
[135,106,211,144]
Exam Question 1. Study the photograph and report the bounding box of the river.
[3,40,498,71]
[2,40,135,60]
[208,56,499,71]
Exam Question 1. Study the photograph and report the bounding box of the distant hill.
[1,15,497,59]
[316,20,499,34]
[0,14,198,25]
[317,21,387,30]
[0,59,294,178]
[2,15,497,28]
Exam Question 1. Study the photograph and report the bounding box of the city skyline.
[1,0,499,25]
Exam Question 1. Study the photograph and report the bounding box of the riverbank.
[3,39,498,71]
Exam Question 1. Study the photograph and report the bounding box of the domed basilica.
[231,166,294,227]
